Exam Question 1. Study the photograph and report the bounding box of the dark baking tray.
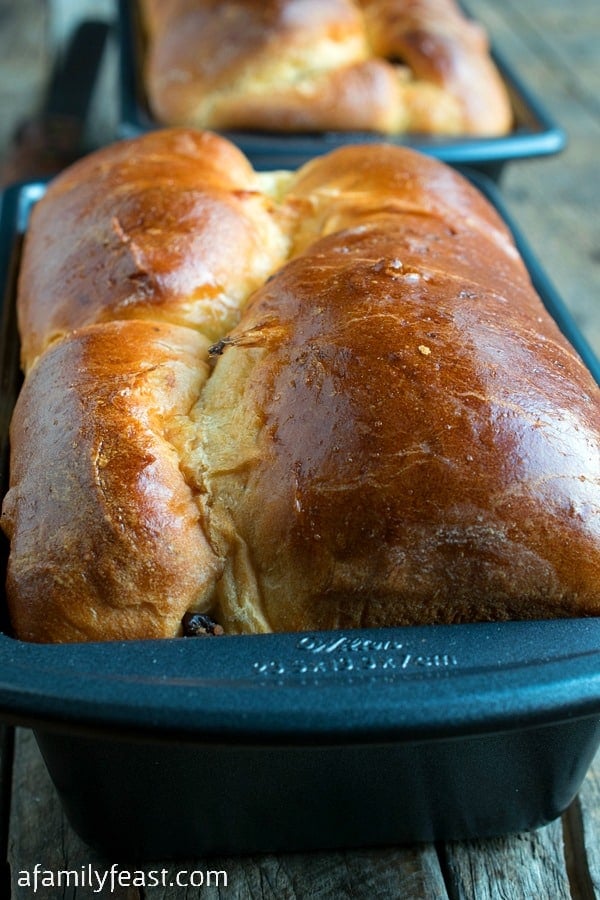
[116,0,566,180]
[0,173,599,861]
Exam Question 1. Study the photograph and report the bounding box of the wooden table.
[1,0,599,896]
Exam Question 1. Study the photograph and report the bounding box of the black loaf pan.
[0,173,599,862]
[116,0,566,180]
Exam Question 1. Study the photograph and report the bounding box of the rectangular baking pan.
[116,0,566,180]
[0,173,599,861]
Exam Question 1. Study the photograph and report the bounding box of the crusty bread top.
[16,129,291,372]
[139,0,512,136]
[2,129,599,642]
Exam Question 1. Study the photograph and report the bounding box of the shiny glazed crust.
[139,0,512,136]
[1,128,599,642]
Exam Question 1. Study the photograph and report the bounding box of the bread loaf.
[2,128,599,642]
[139,0,512,136]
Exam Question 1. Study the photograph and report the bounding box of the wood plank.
[466,0,600,357]
[442,820,572,900]
[495,0,600,115]
[189,845,449,900]
[467,0,600,107]
[574,749,600,897]
[0,726,14,898]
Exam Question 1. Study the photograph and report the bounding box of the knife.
[0,19,110,186]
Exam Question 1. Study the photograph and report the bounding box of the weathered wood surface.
[467,0,600,359]
[578,751,600,896]
[1,0,599,897]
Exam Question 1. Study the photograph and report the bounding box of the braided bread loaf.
[2,128,599,642]
[139,0,513,136]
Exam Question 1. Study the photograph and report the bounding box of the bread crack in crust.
[140,0,512,136]
[1,128,599,643]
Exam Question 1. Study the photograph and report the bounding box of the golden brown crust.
[139,0,512,136]
[2,130,599,643]
[360,0,511,134]
[200,146,600,631]
[2,320,219,643]
[17,128,291,371]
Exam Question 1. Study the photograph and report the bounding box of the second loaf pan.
[0,171,599,860]
[116,0,567,179]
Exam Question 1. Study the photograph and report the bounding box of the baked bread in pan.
[139,0,513,136]
[1,128,599,642]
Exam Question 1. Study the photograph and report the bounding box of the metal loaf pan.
[116,0,566,180]
[0,174,599,861]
